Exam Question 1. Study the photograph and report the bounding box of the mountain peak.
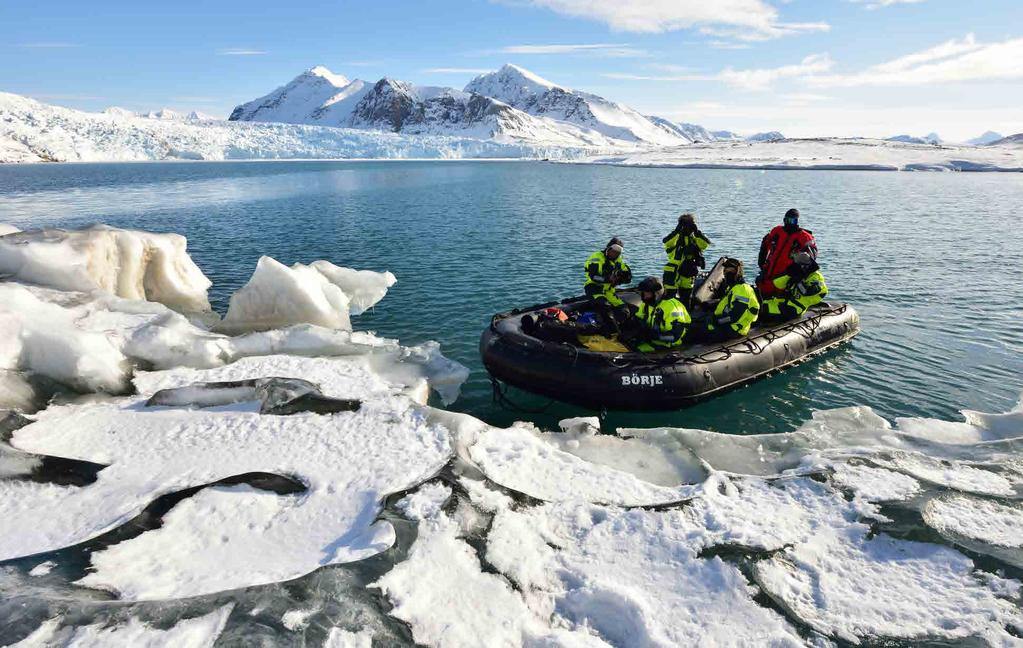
[305,66,350,88]
[495,64,559,89]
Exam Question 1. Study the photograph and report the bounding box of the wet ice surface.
[3,225,1023,647]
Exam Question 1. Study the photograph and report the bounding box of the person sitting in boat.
[629,276,691,352]
[760,248,828,322]
[662,212,711,307]
[584,237,632,330]
[705,258,760,341]
[756,208,817,298]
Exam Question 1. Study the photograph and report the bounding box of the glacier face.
[0,91,603,163]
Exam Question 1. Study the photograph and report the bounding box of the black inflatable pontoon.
[480,286,860,411]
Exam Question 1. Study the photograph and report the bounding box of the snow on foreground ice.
[2,226,1023,645]
[0,225,466,408]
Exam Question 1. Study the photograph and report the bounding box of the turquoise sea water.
[1,160,1020,433]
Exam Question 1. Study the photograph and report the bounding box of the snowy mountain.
[0,91,601,163]
[104,107,217,121]
[747,131,785,142]
[967,131,1004,146]
[711,130,744,142]
[990,132,1023,146]
[464,64,688,146]
[887,133,942,145]
[229,66,621,147]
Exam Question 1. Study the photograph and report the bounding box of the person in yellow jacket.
[584,237,632,330]
[662,213,710,307]
[705,258,760,341]
[630,276,691,352]
[761,249,828,322]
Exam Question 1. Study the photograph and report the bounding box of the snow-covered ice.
[220,256,394,333]
[0,225,212,311]
[3,223,1023,646]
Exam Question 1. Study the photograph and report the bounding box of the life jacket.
[637,297,691,349]
[662,230,710,289]
[710,283,760,336]
[584,250,631,305]
[757,226,817,296]
[765,266,828,316]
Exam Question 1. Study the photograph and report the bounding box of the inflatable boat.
[480,264,860,411]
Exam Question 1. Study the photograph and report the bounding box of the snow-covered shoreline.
[5,91,1023,172]
[579,137,1023,173]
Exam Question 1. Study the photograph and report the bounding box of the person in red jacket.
[756,208,818,297]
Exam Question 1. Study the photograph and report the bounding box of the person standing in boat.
[662,212,710,307]
[629,276,691,352]
[756,208,817,297]
[760,249,828,322]
[584,237,633,330]
[705,258,760,341]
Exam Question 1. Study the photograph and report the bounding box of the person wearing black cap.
[705,258,760,341]
[757,208,818,298]
[628,276,691,352]
[662,212,710,308]
[584,237,633,331]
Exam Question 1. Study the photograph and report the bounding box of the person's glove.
[697,255,706,269]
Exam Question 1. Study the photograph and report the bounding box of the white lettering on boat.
[621,374,664,387]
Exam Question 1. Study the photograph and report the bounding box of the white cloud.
[848,0,925,9]
[217,49,266,56]
[603,53,834,91]
[810,34,1023,86]
[515,0,829,40]
[499,43,647,57]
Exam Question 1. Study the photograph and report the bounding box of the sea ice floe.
[468,423,700,506]
[8,604,233,648]
[922,494,1023,548]
[872,450,1017,496]
[0,225,212,312]
[2,388,451,598]
[485,501,805,647]
[753,515,1022,644]
[220,256,394,333]
[829,462,922,502]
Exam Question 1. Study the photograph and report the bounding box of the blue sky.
[2,0,1021,140]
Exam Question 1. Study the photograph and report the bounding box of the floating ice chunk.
[754,526,1022,644]
[873,450,1016,496]
[308,260,395,315]
[8,604,233,648]
[375,495,590,647]
[220,256,396,334]
[0,224,20,236]
[397,482,452,521]
[0,284,130,394]
[281,607,319,631]
[221,256,351,333]
[0,225,212,312]
[484,501,804,647]
[468,424,700,505]
[324,628,374,648]
[544,423,707,487]
[3,390,451,589]
[830,463,922,502]
[27,561,55,577]
[685,475,860,553]
[923,495,1023,548]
